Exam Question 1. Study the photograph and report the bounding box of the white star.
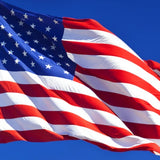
[30,23,36,29]
[31,61,35,67]
[31,48,36,52]
[33,40,39,44]
[1,41,6,46]
[10,9,15,16]
[65,63,70,67]
[19,21,24,26]
[43,34,47,39]
[0,25,5,30]
[2,58,7,64]
[3,16,7,20]
[24,13,28,19]
[39,55,45,60]
[49,54,54,58]
[15,42,19,48]
[52,36,57,42]
[10,24,14,28]
[46,26,51,32]
[15,58,20,64]
[57,62,61,66]
[51,44,56,50]
[17,33,22,37]
[53,19,58,24]
[8,33,12,38]
[58,54,64,58]
[22,51,27,56]
[64,70,69,74]
[38,17,43,22]
[8,50,14,55]
[24,41,29,44]
[45,64,52,69]
[26,30,32,35]
[42,47,47,51]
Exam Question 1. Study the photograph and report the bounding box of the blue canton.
[0,1,76,80]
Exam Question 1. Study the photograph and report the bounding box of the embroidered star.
[15,42,19,48]
[30,23,36,29]
[51,44,56,50]
[8,50,14,55]
[3,16,7,20]
[10,9,15,16]
[31,48,36,52]
[65,63,70,67]
[43,34,47,39]
[58,54,64,58]
[38,17,43,22]
[33,40,39,44]
[0,25,5,30]
[24,41,29,44]
[39,55,45,60]
[17,33,22,37]
[15,58,20,64]
[2,58,7,64]
[52,36,57,42]
[46,64,52,69]
[22,51,27,56]
[57,62,61,66]
[42,47,47,51]
[64,70,69,74]
[46,26,51,32]
[26,30,32,35]
[8,33,13,38]
[31,61,35,67]
[19,21,24,26]
[53,19,58,24]
[1,41,6,46]
[24,13,28,19]
[10,24,14,28]
[49,55,54,58]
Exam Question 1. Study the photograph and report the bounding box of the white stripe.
[0,117,154,148]
[0,70,97,99]
[149,139,160,146]
[0,92,130,131]
[2,91,160,129]
[0,116,54,131]
[68,54,160,91]
[76,71,160,111]
[108,106,160,125]
[63,28,138,57]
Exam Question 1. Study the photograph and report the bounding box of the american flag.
[0,1,160,154]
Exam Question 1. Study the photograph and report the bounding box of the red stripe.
[92,89,160,114]
[1,130,160,153]
[125,122,160,139]
[145,60,160,70]
[0,130,65,143]
[62,41,157,77]
[73,76,160,115]
[2,100,160,139]
[0,81,114,113]
[73,71,160,114]
[86,140,160,153]
[0,105,132,138]
[63,17,112,33]
[76,67,160,101]
[42,111,132,138]
[72,76,160,138]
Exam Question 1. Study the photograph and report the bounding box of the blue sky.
[1,0,160,159]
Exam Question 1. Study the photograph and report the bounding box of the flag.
[0,1,160,154]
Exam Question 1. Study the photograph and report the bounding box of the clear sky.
[1,0,160,159]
